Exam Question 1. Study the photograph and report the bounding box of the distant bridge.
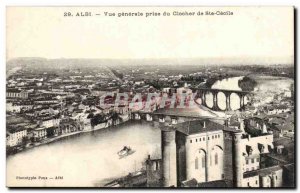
[191,88,253,111]
[129,111,238,133]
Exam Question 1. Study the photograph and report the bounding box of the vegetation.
[238,76,257,91]
[91,114,106,127]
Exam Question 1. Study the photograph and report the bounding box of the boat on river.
[117,146,135,159]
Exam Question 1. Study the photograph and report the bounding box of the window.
[208,137,210,140]
[156,162,159,170]
[202,156,205,168]
[212,136,214,139]
[203,137,205,141]
[246,159,249,164]
[196,139,197,142]
[247,182,250,187]
[275,176,277,180]
[256,158,259,162]
[256,180,258,185]
[190,140,192,143]
[215,153,218,165]
[199,138,201,142]
[251,159,254,163]
[195,157,199,169]
[218,134,220,138]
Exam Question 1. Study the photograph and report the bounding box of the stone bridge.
[130,111,226,125]
[192,88,253,111]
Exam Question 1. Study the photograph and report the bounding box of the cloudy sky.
[6,7,294,64]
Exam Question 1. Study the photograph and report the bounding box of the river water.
[5,76,257,187]
[7,121,161,187]
[206,76,244,111]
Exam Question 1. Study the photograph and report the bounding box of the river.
[7,75,292,187]
[206,76,245,111]
[7,121,161,187]
[6,76,245,187]
[205,75,293,111]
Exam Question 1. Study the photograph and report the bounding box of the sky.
[6,7,294,64]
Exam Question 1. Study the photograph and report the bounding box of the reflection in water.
[212,76,243,91]
[7,121,161,187]
[205,92,213,108]
[206,76,244,111]
[230,93,241,110]
[217,92,226,110]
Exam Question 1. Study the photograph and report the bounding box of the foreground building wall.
[185,130,224,183]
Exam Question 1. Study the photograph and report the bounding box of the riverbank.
[7,118,132,157]
[7,120,160,187]
[248,74,293,92]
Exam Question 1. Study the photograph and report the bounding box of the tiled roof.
[175,120,226,135]
[244,165,282,178]
[198,180,232,187]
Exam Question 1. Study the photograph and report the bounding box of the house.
[6,127,27,147]
[6,88,28,99]
[33,127,47,141]
[37,116,61,128]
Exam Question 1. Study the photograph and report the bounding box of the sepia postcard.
[6,6,295,188]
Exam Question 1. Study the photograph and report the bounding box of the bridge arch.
[195,88,251,112]
[217,92,226,110]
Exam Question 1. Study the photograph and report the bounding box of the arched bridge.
[191,88,253,111]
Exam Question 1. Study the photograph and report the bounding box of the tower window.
[212,136,214,139]
[251,158,254,163]
[203,137,205,141]
[195,157,199,169]
[190,140,192,143]
[153,162,157,171]
[215,153,218,165]
[246,159,249,164]
[199,138,201,141]
[196,139,198,142]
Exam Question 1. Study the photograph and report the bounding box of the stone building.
[6,88,28,99]
[145,119,228,187]
[145,117,293,188]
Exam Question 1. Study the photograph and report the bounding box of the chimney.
[262,123,268,134]
[247,134,251,140]
[203,121,206,128]
[239,118,245,133]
